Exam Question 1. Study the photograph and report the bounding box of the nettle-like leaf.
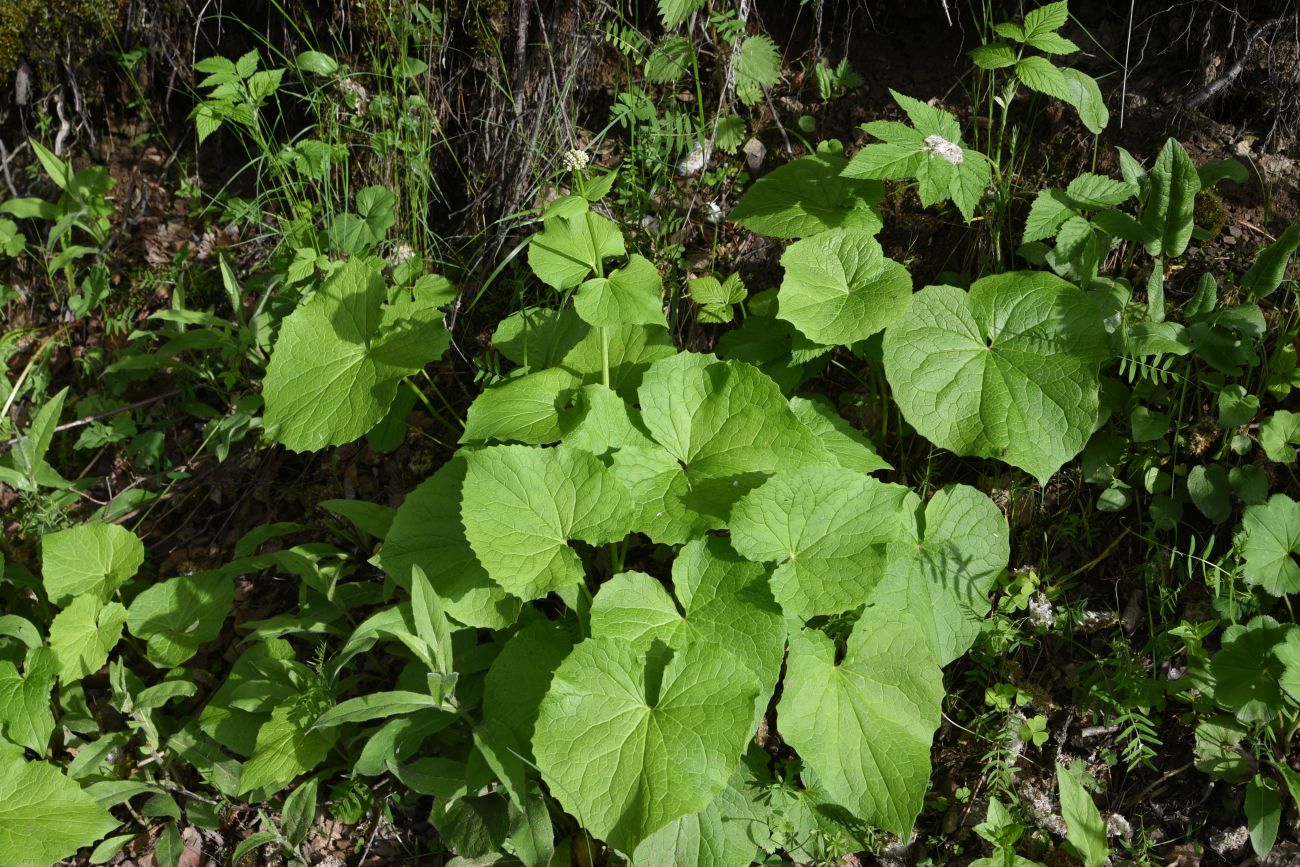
[263,258,449,451]
[41,523,144,606]
[778,618,944,837]
[728,151,884,239]
[736,35,782,106]
[590,537,786,725]
[1240,494,1300,596]
[379,455,523,628]
[688,273,747,323]
[860,485,1009,665]
[656,0,704,28]
[842,90,992,222]
[533,637,760,855]
[125,572,235,668]
[527,211,625,290]
[461,445,632,600]
[612,353,833,544]
[0,747,119,867]
[730,465,911,618]
[777,227,912,345]
[882,271,1109,482]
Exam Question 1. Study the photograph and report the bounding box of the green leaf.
[1218,384,1259,428]
[533,637,760,854]
[1023,190,1076,243]
[590,538,785,726]
[263,259,449,451]
[239,702,337,794]
[1141,138,1201,258]
[645,35,693,83]
[1056,763,1109,867]
[1193,716,1251,782]
[1066,174,1136,209]
[736,36,782,104]
[729,152,884,238]
[1242,223,1300,299]
[970,43,1017,70]
[1241,494,1300,595]
[731,465,911,617]
[126,572,233,667]
[777,619,944,837]
[527,212,625,290]
[355,185,396,244]
[883,272,1109,483]
[558,383,657,455]
[40,523,143,607]
[461,368,581,446]
[294,50,337,75]
[281,777,319,848]
[462,445,632,599]
[1209,616,1291,721]
[1245,774,1281,857]
[1059,68,1108,134]
[1197,158,1249,189]
[574,254,667,327]
[688,273,747,323]
[1187,464,1232,523]
[615,353,833,543]
[0,648,58,753]
[1023,1,1069,39]
[379,455,523,629]
[1261,410,1300,463]
[313,691,448,728]
[841,141,924,181]
[0,751,119,866]
[1026,31,1080,54]
[632,763,765,867]
[789,395,890,474]
[777,228,912,345]
[1014,56,1072,101]
[48,596,128,684]
[861,485,1009,665]
[1278,630,1300,705]
[656,0,704,28]
[483,621,574,765]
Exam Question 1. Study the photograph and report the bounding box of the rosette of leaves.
[969,1,1108,134]
[841,90,992,222]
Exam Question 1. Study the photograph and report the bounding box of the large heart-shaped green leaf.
[882,271,1109,482]
[729,152,883,239]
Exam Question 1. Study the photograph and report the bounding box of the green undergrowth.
[2,2,1300,866]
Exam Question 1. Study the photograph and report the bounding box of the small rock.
[1209,825,1249,858]
[743,137,767,173]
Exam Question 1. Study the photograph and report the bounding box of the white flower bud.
[924,134,965,165]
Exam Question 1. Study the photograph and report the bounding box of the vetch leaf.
[533,637,760,854]
[41,523,144,606]
[462,445,632,599]
[730,465,911,618]
[263,259,449,451]
[777,228,912,345]
[882,272,1109,483]
[777,619,943,837]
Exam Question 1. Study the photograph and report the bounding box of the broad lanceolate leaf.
[527,212,625,290]
[126,572,234,667]
[860,485,1009,665]
[263,259,449,451]
[777,228,912,345]
[1245,774,1281,857]
[41,523,144,606]
[48,596,128,684]
[462,445,632,600]
[379,456,522,628]
[882,271,1109,483]
[0,750,119,867]
[730,465,911,618]
[1141,138,1200,258]
[616,353,833,543]
[590,537,785,727]
[777,619,943,837]
[1242,223,1300,299]
[533,637,760,854]
[728,152,884,239]
[1240,494,1300,596]
[1056,763,1109,867]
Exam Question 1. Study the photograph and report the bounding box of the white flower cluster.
[561,149,590,172]
[924,133,965,165]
